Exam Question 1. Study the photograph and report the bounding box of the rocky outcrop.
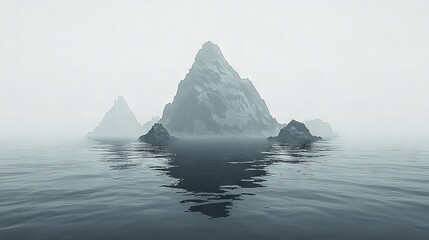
[87,96,144,139]
[139,123,175,145]
[160,41,279,136]
[269,120,322,144]
[141,116,161,134]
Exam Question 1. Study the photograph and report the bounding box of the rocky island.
[139,123,175,145]
[269,120,322,144]
[87,43,338,143]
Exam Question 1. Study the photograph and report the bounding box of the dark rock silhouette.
[139,123,175,145]
[87,96,144,139]
[269,120,322,144]
[304,119,338,139]
[141,116,161,133]
[160,41,279,136]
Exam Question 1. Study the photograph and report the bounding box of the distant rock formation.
[160,41,279,136]
[269,120,322,144]
[87,96,144,139]
[139,123,175,145]
[141,116,161,134]
[304,119,338,139]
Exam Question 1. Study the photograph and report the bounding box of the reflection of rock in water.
[90,138,331,218]
[157,138,272,218]
[152,139,333,218]
[88,139,142,170]
[267,142,333,164]
[188,202,232,218]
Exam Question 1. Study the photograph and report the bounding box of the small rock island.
[269,120,322,144]
[139,123,175,145]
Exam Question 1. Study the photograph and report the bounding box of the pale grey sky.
[0,0,428,138]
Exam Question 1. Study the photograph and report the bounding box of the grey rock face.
[160,41,279,136]
[139,123,175,145]
[87,96,143,139]
[269,120,322,144]
[304,119,338,139]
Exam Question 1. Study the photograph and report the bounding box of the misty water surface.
[0,138,428,239]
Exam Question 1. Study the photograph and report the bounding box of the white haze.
[0,0,428,138]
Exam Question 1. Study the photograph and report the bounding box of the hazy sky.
[0,0,428,138]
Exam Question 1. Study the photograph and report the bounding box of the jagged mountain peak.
[87,96,143,139]
[192,41,237,77]
[160,42,279,136]
[111,96,130,110]
[114,95,126,104]
[196,41,224,60]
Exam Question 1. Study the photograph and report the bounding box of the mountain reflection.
[155,139,332,218]
[150,138,272,218]
[90,138,330,218]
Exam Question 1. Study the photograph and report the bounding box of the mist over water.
[1,1,428,239]
[1,137,428,239]
[1,0,428,138]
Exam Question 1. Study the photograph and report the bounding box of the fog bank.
[1,0,428,138]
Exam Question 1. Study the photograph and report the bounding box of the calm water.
[0,137,428,239]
